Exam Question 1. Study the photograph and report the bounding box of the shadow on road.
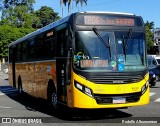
[7,93,132,122]
[150,86,160,88]
[0,82,132,122]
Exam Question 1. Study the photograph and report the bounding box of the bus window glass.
[9,47,13,63]
[36,34,44,59]
[28,40,35,60]
[74,31,146,71]
[22,41,28,61]
[44,30,55,59]
[74,31,116,71]
[115,32,146,71]
[17,43,22,61]
[44,39,55,59]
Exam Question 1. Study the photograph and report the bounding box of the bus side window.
[44,30,55,59]
[16,43,22,62]
[44,39,55,59]
[35,34,44,60]
[22,41,28,61]
[28,40,35,60]
[9,47,13,63]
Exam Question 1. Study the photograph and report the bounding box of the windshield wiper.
[122,35,126,62]
[93,26,111,59]
[122,29,132,61]
[125,29,132,49]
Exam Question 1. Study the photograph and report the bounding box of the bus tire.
[47,81,58,111]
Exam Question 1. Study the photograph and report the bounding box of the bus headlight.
[141,81,149,95]
[75,81,93,97]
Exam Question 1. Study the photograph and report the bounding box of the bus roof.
[80,11,135,16]
[9,15,70,47]
[9,11,138,47]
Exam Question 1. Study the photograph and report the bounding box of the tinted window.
[22,41,28,61]
[35,34,44,59]
[28,40,35,60]
[17,43,22,61]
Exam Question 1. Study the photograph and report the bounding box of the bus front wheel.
[48,88,58,110]
[51,91,58,109]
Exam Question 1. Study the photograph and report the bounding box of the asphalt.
[0,72,8,83]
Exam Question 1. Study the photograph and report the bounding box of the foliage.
[75,0,87,6]
[145,25,154,48]
[2,0,35,10]
[34,6,60,27]
[1,0,35,28]
[145,21,154,51]
[145,21,154,29]
[60,0,88,12]
[0,25,34,58]
[0,1,60,59]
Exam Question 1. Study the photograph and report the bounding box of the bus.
[8,11,149,110]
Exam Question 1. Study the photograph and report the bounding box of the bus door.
[56,29,68,104]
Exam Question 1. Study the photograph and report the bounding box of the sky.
[34,0,160,28]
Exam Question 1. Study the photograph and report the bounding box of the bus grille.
[94,92,141,104]
[89,72,144,84]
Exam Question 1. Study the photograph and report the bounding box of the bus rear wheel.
[18,76,23,96]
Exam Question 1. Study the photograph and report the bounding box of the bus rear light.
[74,81,93,98]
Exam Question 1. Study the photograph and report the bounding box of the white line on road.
[155,98,160,102]
[0,106,11,109]
[150,92,156,96]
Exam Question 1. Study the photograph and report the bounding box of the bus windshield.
[74,31,146,72]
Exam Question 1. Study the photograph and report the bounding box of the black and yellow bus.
[8,11,149,109]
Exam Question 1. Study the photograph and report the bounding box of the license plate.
[113,97,126,104]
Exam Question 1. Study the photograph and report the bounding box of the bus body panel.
[72,87,149,108]
[71,72,149,108]
[8,60,57,99]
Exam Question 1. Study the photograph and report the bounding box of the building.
[154,28,160,45]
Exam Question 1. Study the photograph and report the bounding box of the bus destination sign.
[76,15,143,26]
[84,16,134,26]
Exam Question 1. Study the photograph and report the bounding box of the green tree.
[75,0,87,11]
[59,0,88,14]
[145,21,154,29]
[0,0,61,59]
[1,0,35,28]
[34,6,60,27]
[0,25,34,59]
[145,21,154,52]
[2,0,35,9]
[59,0,72,16]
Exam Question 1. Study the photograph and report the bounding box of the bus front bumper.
[72,83,150,109]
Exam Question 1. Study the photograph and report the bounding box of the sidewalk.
[0,71,8,82]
